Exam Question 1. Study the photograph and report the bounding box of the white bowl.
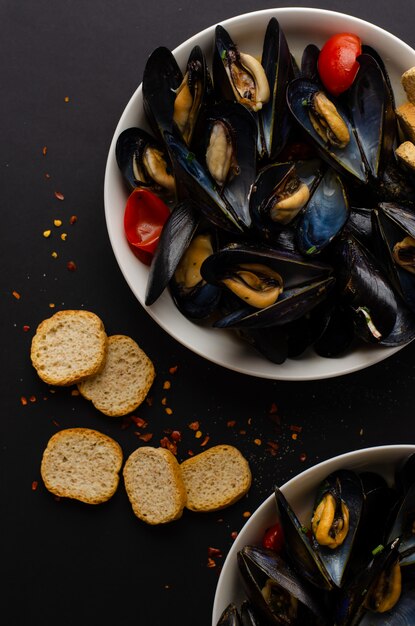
[211,443,415,624]
[104,7,415,381]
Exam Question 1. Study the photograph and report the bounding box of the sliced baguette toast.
[77,334,155,416]
[123,447,187,524]
[40,428,123,504]
[180,445,252,512]
[31,309,107,386]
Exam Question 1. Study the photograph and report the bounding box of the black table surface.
[2,0,415,624]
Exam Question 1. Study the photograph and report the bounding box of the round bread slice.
[180,445,252,512]
[123,447,187,524]
[40,428,123,504]
[77,335,155,416]
[30,310,107,386]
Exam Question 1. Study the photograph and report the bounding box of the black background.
[2,1,415,625]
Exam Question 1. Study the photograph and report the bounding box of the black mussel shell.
[258,17,294,162]
[373,202,415,313]
[395,453,415,496]
[313,302,355,358]
[236,326,289,364]
[334,538,401,626]
[238,545,326,625]
[332,234,397,343]
[249,160,323,242]
[275,487,333,591]
[386,482,415,566]
[164,132,244,234]
[345,207,375,253]
[142,46,183,141]
[310,470,365,589]
[300,44,320,83]
[115,127,175,197]
[348,54,388,181]
[217,603,242,626]
[197,101,257,229]
[286,78,367,184]
[296,166,350,256]
[145,200,200,306]
[239,601,263,626]
[212,278,335,330]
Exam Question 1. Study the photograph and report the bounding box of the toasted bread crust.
[180,445,252,512]
[77,335,155,416]
[31,310,107,386]
[40,428,123,504]
[123,447,187,524]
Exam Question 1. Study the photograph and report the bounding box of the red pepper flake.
[52,419,60,427]
[208,547,223,558]
[138,433,153,442]
[66,261,77,272]
[188,421,200,431]
[195,430,202,439]
[160,436,177,455]
[163,380,171,390]
[54,191,64,201]
[20,396,28,406]
[131,416,148,428]
[207,558,216,568]
[200,435,210,447]
[42,146,47,156]
[266,441,279,456]
[231,531,238,540]
[170,430,181,442]
[69,215,77,225]
[165,407,173,415]
[161,397,167,405]
[299,452,307,462]
[29,395,37,403]
[254,438,262,446]
[247,417,252,425]
[243,511,251,519]
[227,420,236,428]
[12,290,21,300]
[239,429,247,435]
[146,396,153,406]
[23,325,30,332]
[64,96,70,102]
[187,450,194,456]
[292,433,298,440]
[32,481,38,491]
[169,365,178,374]
[71,389,80,396]
[45,173,51,179]
[269,402,278,414]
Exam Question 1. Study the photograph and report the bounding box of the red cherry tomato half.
[317,33,362,96]
[262,521,284,553]
[123,188,170,261]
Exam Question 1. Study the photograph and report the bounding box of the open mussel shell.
[286,78,367,184]
[145,200,200,306]
[237,545,326,625]
[142,45,211,147]
[296,166,350,256]
[348,54,388,181]
[257,17,294,161]
[332,234,398,343]
[334,538,402,626]
[310,470,365,589]
[115,127,175,198]
[164,132,244,234]
[386,482,415,566]
[275,488,333,591]
[249,160,322,241]
[213,277,335,330]
[373,202,415,313]
[212,25,270,114]
[197,101,258,229]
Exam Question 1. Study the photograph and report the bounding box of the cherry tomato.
[317,33,362,96]
[123,188,170,264]
[262,522,284,552]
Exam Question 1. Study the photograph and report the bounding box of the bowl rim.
[104,6,415,381]
[211,442,415,624]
